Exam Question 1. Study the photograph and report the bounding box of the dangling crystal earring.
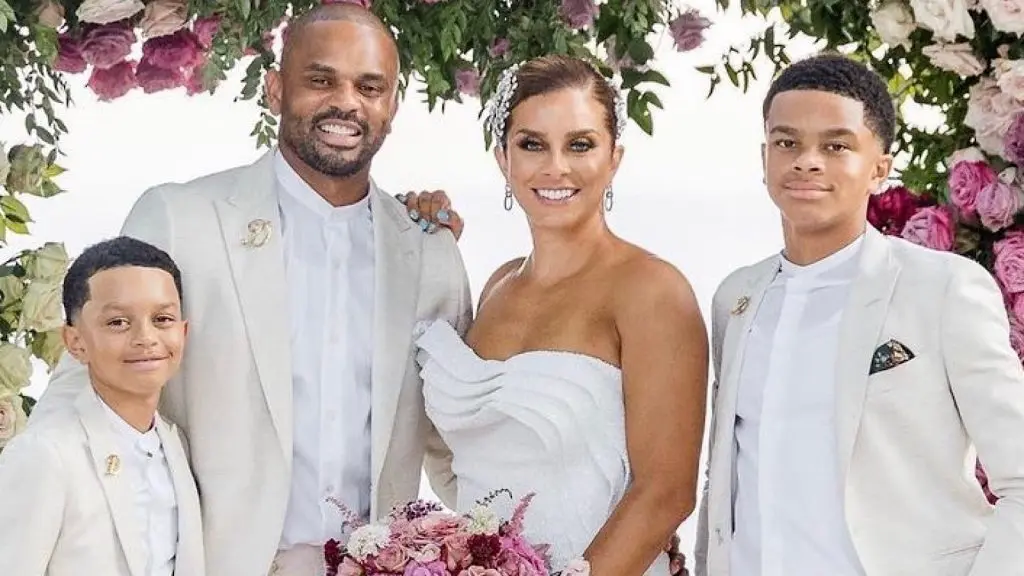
[504,182,514,211]
[604,185,614,212]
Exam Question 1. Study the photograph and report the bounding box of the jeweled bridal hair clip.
[483,61,628,147]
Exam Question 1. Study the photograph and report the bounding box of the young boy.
[696,54,1024,575]
[0,236,204,576]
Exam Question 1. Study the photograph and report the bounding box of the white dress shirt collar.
[273,150,371,224]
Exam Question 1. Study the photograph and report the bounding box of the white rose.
[19,280,63,333]
[0,275,24,307]
[465,504,500,535]
[346,524,391,560]
[922,43,987,77]
[871,1,917,48]
[31,328,64,370]
[965,78,1020,156]
[75,0,144,25]
[25,242,68,282]
[994,58,1024,100]
[981,0,1024,34]
[909,0,975,41]
[948,146,988,166]
[0,393,27,446]
[0,343,32,393]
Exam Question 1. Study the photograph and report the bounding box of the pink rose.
[192,15,221,49]
[455,67,480,96]
[55,34,87,74]
[948,160,997,216]
[489,37,510,58]
[184,58,216,95]
[1012,293,1024,323]
[404,561,448,576]
[458,568,501,576]
[142,29,202,70]
[977,179,1023,231]
[87,60,136,101]
[982,0,1024,35]
[668,8,712,52]
[560,0,598,29]
[1012,319,1024,360]
[994,230,1024,293]
[901,205,956,251]
[1005,111,1024,167]
[415,513,465,541]
[80,21,136,70]
[500,536,548,574]
[443,533,472,571]
[409,543,442,564]
[373,543,410,573]
[965,77,1019,157]
[495,548,544,576]
[136,57,185,93]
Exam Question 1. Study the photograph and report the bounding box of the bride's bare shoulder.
[477,257,526,312]
[611,246,701,317]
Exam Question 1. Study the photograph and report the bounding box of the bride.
[407,55,708,575]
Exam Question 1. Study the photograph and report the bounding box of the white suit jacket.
[0,387,204,576]
[694,226,1024,576]
[30,151,473,576]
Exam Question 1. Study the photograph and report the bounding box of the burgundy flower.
[867,185,928,236]
[80,21,136,70]
[668,8,711,52]
[135,56,185,93]
[455,67,481,96]
[560,0,598,29]
[54,34,87,74]
[468,534,502,564]
[976,460,999,504]
[142,28,202,70]
[324,538,344,576]
[87,60,137,101]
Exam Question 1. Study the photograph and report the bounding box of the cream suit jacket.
[694,226,1024,576]
[0,387,204,576]
[30,151,473,576]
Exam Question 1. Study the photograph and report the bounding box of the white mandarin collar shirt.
[730,235,866,576]
[274,151,376,549]
[97,393,178,576]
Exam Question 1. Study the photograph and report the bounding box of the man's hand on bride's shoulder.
[396,190,465,241]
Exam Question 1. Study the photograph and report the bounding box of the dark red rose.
[867,185,930,236]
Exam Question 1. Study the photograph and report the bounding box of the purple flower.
[489,37,510,58]
[136,56,185,93]
[54,34,87,74]
[142,28,202,70]
[668,9,711,52]
[455,67,480,96]
[1005,111,1024,167]
[560,0,598,29]
[948,159,997,216]
[901,205,956,251]
[80,21,136,70]
[87,60,136,101]
[977,179,1023,231]
[403,561,447,576]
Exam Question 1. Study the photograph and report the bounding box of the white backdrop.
[0,1,831,559]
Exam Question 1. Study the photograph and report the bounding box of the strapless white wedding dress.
[414,320,671,575]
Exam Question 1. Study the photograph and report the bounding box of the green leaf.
[32,26,59,65]
[0,196,30,224]
[641,70,670,87]
[44,163,64,178]
[642,91,664,109]
[6,217,27,235]
[0,0,15,34]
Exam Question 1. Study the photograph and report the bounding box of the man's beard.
[281,109,387,178]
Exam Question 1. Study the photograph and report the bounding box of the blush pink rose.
[404,561,448,576]
[1012,293,1024,323]
[55,34,87,73]
[135,57,185,93]
[458,567,501,576]
[443,533,472,571]
[409,543,442,564]
[455,67,480,96]
[948,160,997,216]
[560,0,598,29]
[668,8,712,52]
[415,513,464,540]
[373,543,409,573]
[192,15,221,49]
[87,59,136,100]
[80,21,136,70]
[337,557,366,576]
[995,230,1024,293]
[900,205,956,251]
[489,37,510,58]
[977,179,1023,231]
[142,28,202,70]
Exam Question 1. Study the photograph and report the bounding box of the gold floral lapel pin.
[731,296,750,316]
[105,454,121,476]
[242,218,272,248]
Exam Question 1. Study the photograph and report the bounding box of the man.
[31,4,471,576]
[695,54,1024,575]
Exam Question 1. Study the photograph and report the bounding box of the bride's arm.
[583,258,709,575]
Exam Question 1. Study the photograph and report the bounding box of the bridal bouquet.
[324,490,573,576]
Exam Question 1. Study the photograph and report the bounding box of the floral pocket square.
[869,339,915,375]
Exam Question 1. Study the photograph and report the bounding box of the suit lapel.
[214,151,293,462]
[155,418,203,576]
[75,390,148,576]
[834,227,900,483]
[368,187,420,495]
[712,258,778,531]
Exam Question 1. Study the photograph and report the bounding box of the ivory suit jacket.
[30,151,473,576]
[0,387,204,576]
[695,226,1024,575]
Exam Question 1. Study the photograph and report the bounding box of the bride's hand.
[396,190,465,241]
